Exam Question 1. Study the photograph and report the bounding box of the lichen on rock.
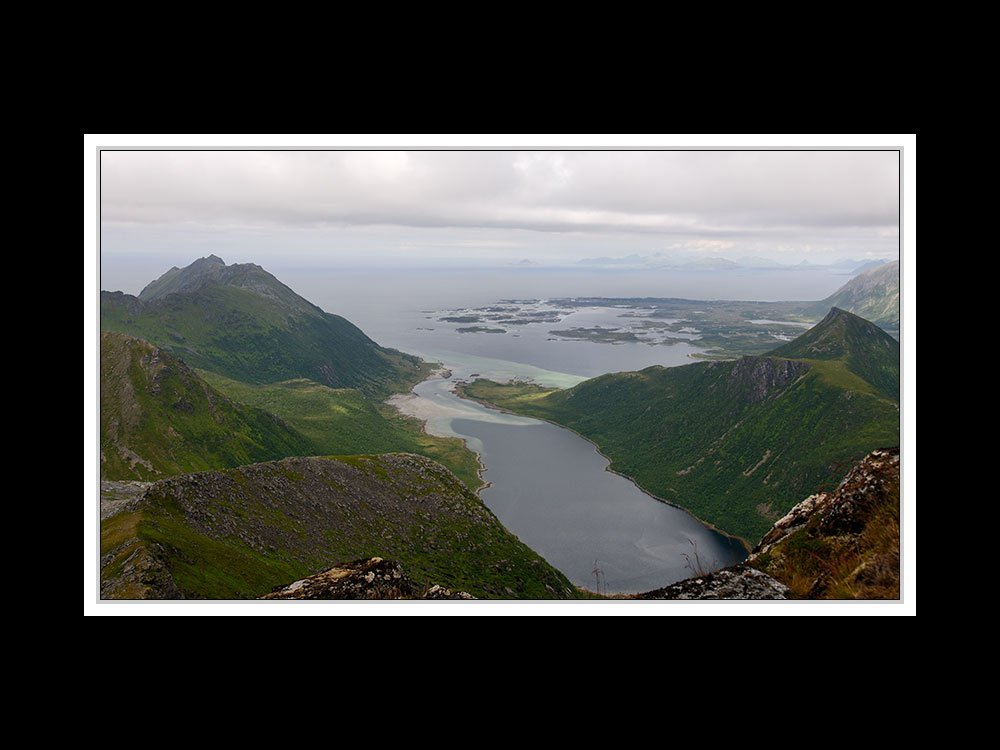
[261,557,475,600]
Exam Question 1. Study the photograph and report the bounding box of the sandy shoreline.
[385,366,453,434]
[384,366,493,494]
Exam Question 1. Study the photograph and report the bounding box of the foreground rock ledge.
[633,566,790,600]
[635,446,900,600]
[261,557,475,600]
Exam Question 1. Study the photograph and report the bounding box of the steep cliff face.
[716,355,809,403]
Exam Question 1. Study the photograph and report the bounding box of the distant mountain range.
[458,307,900,545]
[576,253,894,273]
[802,261,900,332]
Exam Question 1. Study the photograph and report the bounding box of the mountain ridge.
[138,254,324,318]
[804,261,899,332]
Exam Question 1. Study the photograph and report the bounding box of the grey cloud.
[99,149,900,247]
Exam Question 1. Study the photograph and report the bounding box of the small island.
[456,326,507,334]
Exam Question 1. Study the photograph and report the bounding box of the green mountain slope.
[767,307,900,400]
[197,370,484,492]
[100,257,486,491]
[804,261,900,332]
[101,255,424,399]
[458,308,900,545]
[100,331,313,481]
[100,453,581,600]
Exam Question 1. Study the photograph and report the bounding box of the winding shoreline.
[452,384,753,555]
[385,365,493,495]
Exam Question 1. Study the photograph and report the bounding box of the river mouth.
[389,358,748,595]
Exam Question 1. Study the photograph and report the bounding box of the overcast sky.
[97,143,901,278]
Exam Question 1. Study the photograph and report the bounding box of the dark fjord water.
[454,416,747,594]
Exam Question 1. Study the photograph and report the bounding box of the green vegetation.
[100,331,313,481]
[749,449,900,599]
[100,256,484,494]
[549,327,644,344]
[768,307,900,400]
[458,308,900,546]
[101,283,426,400]
[199,371,484,492]
[100,455,582,600]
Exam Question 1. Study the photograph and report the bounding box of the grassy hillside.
[100,331,313,481]
[100,454,581,600]
[198,371,484,492]
[100,256,485,492]
[459,309,900,545]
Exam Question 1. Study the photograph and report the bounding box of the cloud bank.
[100,148,900,264]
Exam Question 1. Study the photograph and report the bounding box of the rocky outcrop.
[632,446,900,600]
[100,480,151,520]
[261,557,474,600]
[100,543,185,600]
[746,446,900,598]
[633,566,790,600]
[718,355,809,403]
[751,447,899,558]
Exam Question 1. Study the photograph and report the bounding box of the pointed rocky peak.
[767,306,897,362]
[184,254,225,269]
[139,255,227,300]
[766,306,900,400]
[822,306,849,321]
[136,255,316,315]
